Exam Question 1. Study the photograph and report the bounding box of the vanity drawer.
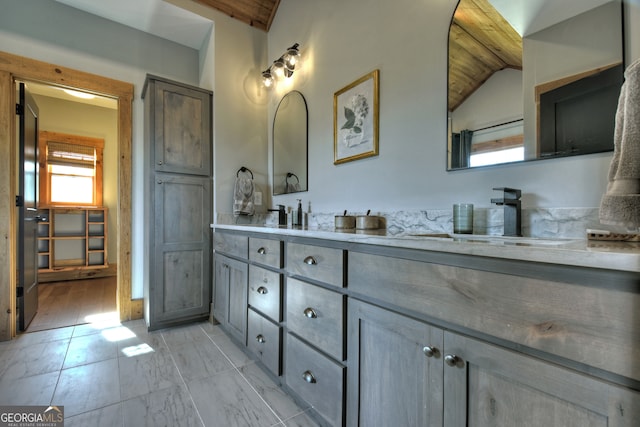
[286,278,345,361]
[248,265,282,322]
[286,242,344,288]
[249,237,282,268]
[214,232,248,259]
[285,333,344,427]
[247,309,281,376]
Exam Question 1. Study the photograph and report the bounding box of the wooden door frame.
[0,51,138,340]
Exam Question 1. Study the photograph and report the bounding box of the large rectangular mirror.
[447,0,624,170]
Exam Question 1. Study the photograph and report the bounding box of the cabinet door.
[444,332,640,427]
[213,254,248,344]
[151,173,211,328]
[347,299,444,427]
[213,255,229,325]
[226,256,248,345]
[153,80,211,176]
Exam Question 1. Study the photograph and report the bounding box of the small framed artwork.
[334,69,379,164]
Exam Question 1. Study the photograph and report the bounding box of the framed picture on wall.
[334,69,379,164]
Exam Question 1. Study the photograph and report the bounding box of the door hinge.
[15,195,23,207]
[16,103,24,116]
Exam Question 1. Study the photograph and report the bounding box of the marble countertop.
[212,224,640,273]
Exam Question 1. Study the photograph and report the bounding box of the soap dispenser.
[296,199,303,227]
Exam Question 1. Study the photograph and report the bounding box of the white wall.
[267,0,640,213]
[0,0,267,299]
[33,95,118,264]
[451,68,523,132]
[168,0,269,218]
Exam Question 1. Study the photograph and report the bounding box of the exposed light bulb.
[272,58,286,80]
[262,70,274,88]
[284,43,301,71]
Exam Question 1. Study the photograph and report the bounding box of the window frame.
[38,131,104,207]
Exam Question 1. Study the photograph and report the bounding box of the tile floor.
[0,317,320,427]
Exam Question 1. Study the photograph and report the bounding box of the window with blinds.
[38,131,104,207]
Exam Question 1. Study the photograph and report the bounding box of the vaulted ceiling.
[192,0,281,32]
[448,0,523,112]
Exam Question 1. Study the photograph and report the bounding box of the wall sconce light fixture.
[262,43,301,88]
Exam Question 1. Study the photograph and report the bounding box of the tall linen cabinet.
[142,75,213,330]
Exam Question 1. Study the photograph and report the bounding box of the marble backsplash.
[219,207,605,239]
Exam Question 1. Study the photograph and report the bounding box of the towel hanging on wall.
[599,58,640,229]
[233,167,255,216]
[285,172,301,193]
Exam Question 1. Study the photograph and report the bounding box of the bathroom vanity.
[212,225,640,426]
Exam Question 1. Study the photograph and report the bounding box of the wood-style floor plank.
[26,277,116,333]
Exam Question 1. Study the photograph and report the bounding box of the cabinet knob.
[303,256,317,265]
[257,286,268,295]
[303,307,318,318]
[158,160,163,165]
[444,354,460,367]
[256,334,265,344]
[302,370,317,384]
[157,180,163,184]
[423,346,439,358]
[257,247,266,255]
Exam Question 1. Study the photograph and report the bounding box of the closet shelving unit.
[37,207,108,272]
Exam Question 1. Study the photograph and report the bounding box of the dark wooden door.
[17,82,39,331]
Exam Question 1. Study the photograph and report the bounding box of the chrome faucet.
[491,187,522,236]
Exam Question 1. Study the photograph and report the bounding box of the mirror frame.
[446,0,625,171]
[272,90,309,195]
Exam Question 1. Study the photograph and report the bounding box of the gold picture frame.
[334,69,379,164]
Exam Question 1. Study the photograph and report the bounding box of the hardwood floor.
[26,277,117,333]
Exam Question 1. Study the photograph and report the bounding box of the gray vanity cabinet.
[213,253,248,345]
[348,298,639,427]
[143,75,213,331]
[348,250,640,427]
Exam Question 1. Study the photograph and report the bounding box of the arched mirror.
[273,90,308,195]
[447,0,624,170]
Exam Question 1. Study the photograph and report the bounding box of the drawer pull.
[257,286,268,295]
[422,346,439,358]
[444,354,460,367]
[302,370,317,384]
[303,256,317,265]
[257,247,266,255]
[303,307,318,319]
[256,334,266,344]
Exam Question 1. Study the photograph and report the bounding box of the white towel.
[233,174,255,216]
[599,58,640,229]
